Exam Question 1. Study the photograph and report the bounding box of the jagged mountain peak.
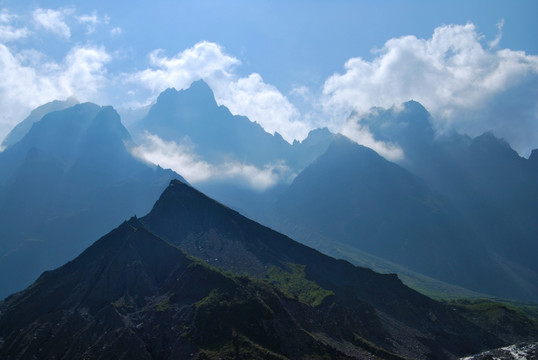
[353,100,435,148]
[154,79,218,111]
[135,81,292,167]
[1,98,79,149]
[321,133,388,165]
[188,78,214,96]
[5,103,133,170]
[88,105,131,141]
[402,99,429,114]
[470,131,521,159]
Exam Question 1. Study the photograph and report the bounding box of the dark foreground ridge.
[0,180,536,359]
[0,218,378,359]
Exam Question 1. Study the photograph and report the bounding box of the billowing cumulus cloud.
[215,73,308,141]
[131,41,239,93]
[127,41,309,143]
[0,44,111,142]
[322,23,538,156]
[131,132,294,190]
[32,8,72,39]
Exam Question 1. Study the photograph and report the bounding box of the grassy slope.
[312,239,538,321]
[310,238,487,299]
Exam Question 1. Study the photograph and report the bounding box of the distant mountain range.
[253,131,538,301]
[2,179,535,359]
[264,135,495,292]
[0,81,537,358]
[346,102,538,300]
[0,82,537,304]
[0,103,182,298]
[136,83,536,302]
[131,80,334,172]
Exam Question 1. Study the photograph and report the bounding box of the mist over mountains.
[125,81,538,302]
[1,80,537,303]
[130,80,334,189]
[0,103,182,298]
[0,79,536,358]
[0,3,536,358]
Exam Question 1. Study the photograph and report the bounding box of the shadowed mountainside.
[0,103,183,298]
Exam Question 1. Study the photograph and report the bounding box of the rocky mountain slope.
[2,180,536,359]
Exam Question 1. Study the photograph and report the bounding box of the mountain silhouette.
[131,80,334,172]
[0,103,184,298]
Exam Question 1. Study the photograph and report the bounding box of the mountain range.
[1,81,537,303]
[347,102,538,300]
[135,83,537,302]
[250,131,537,301]
[2,179,536,359]
[132,80,334,172]
[0,80,537,358]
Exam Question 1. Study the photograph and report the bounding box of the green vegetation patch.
[155,293,174,312]
[191,283,283,351]
[266,263,333,307]
[194,334,289,360]
[449,298,538,323]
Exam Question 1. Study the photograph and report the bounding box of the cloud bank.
[322,23,538,155]
[131,133,293,190]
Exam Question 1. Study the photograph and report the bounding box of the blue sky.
[0,0,537,158]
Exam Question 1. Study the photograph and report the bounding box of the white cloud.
[77,12,99,34]
[131,41,239,92]
[130,132,292,190]
[32,8,72,39]
[322,23,538,155]
[127,41,309,143]
[0,44,111,142]
[213,73,309,141]
[341,117,404,161]
[0,25,29,42]
[76,11,111,35]
[489,19,504,49]
[110,27,122,36]
[0,10,29,42]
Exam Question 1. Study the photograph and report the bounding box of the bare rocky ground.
[461,342,537,360]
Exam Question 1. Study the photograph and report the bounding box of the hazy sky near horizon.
[0,0,537,156]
